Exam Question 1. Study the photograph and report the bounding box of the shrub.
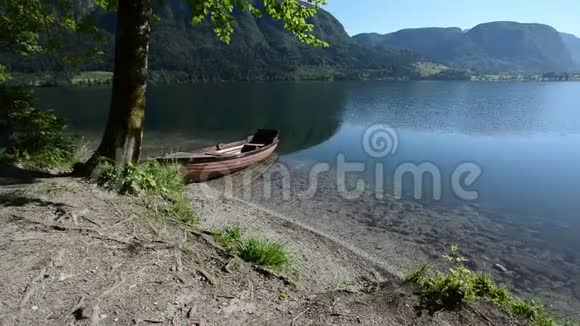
[510,299,555,326]
[406,246,562,326]
[421,265,478,308]
[0,88,78,170]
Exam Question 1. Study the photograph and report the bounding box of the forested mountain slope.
[354,22,578,73]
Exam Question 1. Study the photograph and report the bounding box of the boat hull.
[157,129,280,183]
[182,143,278,183]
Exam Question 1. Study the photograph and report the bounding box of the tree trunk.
[91,0,152,165]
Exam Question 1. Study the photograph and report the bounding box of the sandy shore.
[192,159,580,317]
[189,183,397,292]
[0,172,524,325]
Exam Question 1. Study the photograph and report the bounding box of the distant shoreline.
[5,70,580,88]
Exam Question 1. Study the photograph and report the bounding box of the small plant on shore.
[93,159,196,224]
[404,263,430,285]
[213,226,292,269]
[406,245,558,326]
[0,88,78,170]
[93,159,183,195]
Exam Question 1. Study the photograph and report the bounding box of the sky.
[323,0,580,37]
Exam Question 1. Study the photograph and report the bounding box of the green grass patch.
[237,238,291,268]
[213,226,292,269]
[405,246,567,326]
[93,159,197,224]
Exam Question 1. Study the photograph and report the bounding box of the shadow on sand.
[0,163,67,187]
[0,192,68,208]
[0,163,71,210]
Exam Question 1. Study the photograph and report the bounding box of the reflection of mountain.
[35,87,111,131]
[35,83,347,155]
[145,83,346,154]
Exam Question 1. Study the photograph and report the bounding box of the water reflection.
[145,83,347,154]
[36,82,348,155]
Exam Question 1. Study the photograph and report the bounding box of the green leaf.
[187,0,328,47]
[0,65,10,84]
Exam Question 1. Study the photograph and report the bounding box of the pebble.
[58,273,74,281]
[32,306,38,310]
[494,263,509,273]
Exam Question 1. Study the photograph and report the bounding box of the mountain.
[354,22,577,73]
[561,33,580,69]
[2,1,423,82]
[146,1,425,81]
[354,27,477,63]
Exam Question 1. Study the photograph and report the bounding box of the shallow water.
[35,81,580,313]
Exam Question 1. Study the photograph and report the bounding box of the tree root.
[196,269,216,286]
[254,266,298,289]
[11,214,172,251]
[290,307,310,326]
[18,268,47,308]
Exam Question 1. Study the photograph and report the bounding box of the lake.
[34,81,580,314]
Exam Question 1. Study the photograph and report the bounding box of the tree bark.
[91,0,152,165]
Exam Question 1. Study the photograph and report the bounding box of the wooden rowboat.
[157,129,279,183]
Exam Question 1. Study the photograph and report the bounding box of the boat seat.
[241,129,278,153]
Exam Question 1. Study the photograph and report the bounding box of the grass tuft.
[213,226,292,269]
[237,238,291,268]
[93,159,196,224]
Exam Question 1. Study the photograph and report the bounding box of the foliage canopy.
[0,0,105,81]
[94,0,328,46]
